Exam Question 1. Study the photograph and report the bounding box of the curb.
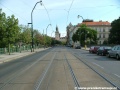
[0,52,34,64]
[0,48,49,64]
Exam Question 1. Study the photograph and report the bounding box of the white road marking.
[92,62,104,69]
[114,74,120,78]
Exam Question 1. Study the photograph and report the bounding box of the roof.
[78,21,111,26]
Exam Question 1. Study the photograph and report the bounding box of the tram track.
[0,49,55,90]
[69,49,120,90]
[64,54,80,90]
[0,53,50,90]
[34,52,56,90]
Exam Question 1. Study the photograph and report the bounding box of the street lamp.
[51,31,55,46]
[28,23,32,52]
[46,24,51,36]
[77,15,84,21]
[77,15,87,49]
[29,0,42,52]
[45,24,51,47]
[51,31,55,38]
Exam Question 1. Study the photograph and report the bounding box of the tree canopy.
[72,24,97,46]
[0,9,19,47]
[108,17,120,44]
[0,9,53,48]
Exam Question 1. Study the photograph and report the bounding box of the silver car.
[107,45,120,60]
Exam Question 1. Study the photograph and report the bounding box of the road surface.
[0,46,118,90]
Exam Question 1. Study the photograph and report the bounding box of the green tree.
[34,30,43,46]
[0,9,7,47]
[19,25,31,44]
[72,33,78,43]
[44,35,52,46]
[108,17,120,44]
[75,24,97,46]
[6,15,19,54]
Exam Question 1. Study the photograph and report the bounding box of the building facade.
[66,23,79,46]
[66,20,111,45]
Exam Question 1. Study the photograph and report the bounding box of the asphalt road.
[0,46,117,90]
[69,48,120,88]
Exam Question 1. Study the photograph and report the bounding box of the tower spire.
[56,25,58,32]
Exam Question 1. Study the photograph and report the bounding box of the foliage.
[6,15,19,43]
[0,9,53,48]
[0,9,20,48]
[0,9,6,47]
[73,24,97,46]
[18,25,31,44]
[61,41,66,45]
[34,30,41,46]
[72,33,78,43]
[44,35,52,46]
[108,17,120,44]
[103,39,108,45]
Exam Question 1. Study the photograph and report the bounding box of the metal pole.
[51,31,54,37]
[43,29,45,49]
[45,24,51,46]
[46,24,51,36]
[77,15,86,49]
[30,1,42,52]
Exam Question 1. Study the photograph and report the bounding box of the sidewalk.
[0,48,49,64]
[81,47,89,51]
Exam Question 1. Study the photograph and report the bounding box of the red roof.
[78,21,111,26]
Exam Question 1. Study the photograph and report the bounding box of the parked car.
[97,46,111,56]
[107,45,120,60]
[67,45,73,47]
[75,45,81,49]
[89,46,100,53]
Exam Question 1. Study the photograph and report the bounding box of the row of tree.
[0,9,56,49]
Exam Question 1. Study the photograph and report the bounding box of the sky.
[0,0,120,37]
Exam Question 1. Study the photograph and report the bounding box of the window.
[99,34,101,38]
[100,47,103,50]
[103,29,105,32]
[113,46,117,50]
[103,34,105,38]
[117,46,120,50]
[112,47,115,50]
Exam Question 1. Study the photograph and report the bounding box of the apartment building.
[66,20,111,45]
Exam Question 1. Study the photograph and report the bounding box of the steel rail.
[34,52,56,90]
[73,53,120,90]
[0,49,53,90]
[64,54,80,90]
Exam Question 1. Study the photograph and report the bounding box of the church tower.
[55,25,60,40]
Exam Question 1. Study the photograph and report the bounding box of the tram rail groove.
[73,53,120,90]
[34,52,56,90]
[64,54,80,90]
[0,51,51,90]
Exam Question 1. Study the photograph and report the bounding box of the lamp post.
[46,24,51,36]
[51,31,55,38]
[28,23,32,52]
[45,24,51,46]
[77,15,87,49]
[51,31,55,46]
[29,0,42,52]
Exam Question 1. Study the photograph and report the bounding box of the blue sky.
[0,0,120,37]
